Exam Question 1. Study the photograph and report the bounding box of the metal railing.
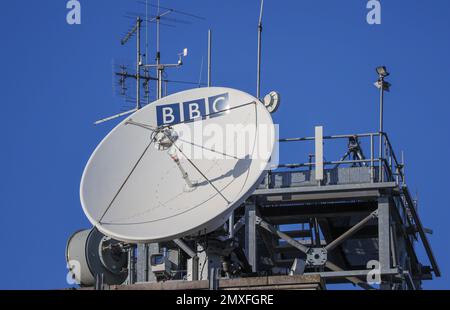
[275,132,405,185]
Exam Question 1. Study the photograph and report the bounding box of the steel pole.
[378,77,384,182]
[136,18,141,110]
[156,16,161,99]
[158,67,163,99]
[208,29,212,87]
[256,0,264,99]
[379,79,384,134]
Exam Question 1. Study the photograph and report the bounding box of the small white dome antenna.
[263,91,281,113]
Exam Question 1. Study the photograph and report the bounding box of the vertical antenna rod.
[138,0,203,98]
[208,29,212,87]
[153,7,173,99]
[156,13,162,99]
[256,0,264,99]
[136,17,142,110]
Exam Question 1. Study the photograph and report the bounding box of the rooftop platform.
[237,131,440,289]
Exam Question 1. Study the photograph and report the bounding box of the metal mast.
[136,17,142,110]
[374,66,391,181]
[256,0,264,99]
[156,11,162,99]
[95,17,152,125]
[208,29,212,87]
[140,3,195,99]
[94,3,204,125]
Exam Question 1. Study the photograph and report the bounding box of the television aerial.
[80,87,276,243]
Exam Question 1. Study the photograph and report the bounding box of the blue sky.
[0,0,449,289]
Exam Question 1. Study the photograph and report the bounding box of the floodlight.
[376,66,389,77]
[177,48,188,65]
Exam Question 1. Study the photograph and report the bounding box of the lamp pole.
[375,66,391,182]
[379,79,384,134]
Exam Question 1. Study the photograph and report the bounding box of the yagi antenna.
[123,14,178,28]
[95,3,203,125]
[137,1,206,20]
[95,17,146,125]
[126,12,192,25]
[136,0,198,100]
[121,23,138,46]
[136,0,206,98]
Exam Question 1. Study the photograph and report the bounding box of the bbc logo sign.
[156,93,229,126]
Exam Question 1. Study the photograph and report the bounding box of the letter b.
[183,99,206,122]
[157,104,180,126]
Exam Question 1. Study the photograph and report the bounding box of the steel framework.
[98,131,439,290]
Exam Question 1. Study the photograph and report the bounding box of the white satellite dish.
[80,87,276,243]
[263,91,281,114]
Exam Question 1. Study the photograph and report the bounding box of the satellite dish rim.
[91,170,269,244]
[80,87,275,243]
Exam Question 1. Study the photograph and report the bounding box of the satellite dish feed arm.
[159,128,230,203]
[125,119,158,132]
[168,147,197,189]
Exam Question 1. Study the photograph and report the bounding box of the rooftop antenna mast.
[374,66,391,181]
[135,17,142,111]
[138,1,205,99]
[95,2,204,125]
[256,0,264,99]
[95,17,155,125]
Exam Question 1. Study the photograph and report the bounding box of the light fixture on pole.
[177,48,188,65]
[374,66,391,182]
[374,66,391,134]
[376,66,389,78]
